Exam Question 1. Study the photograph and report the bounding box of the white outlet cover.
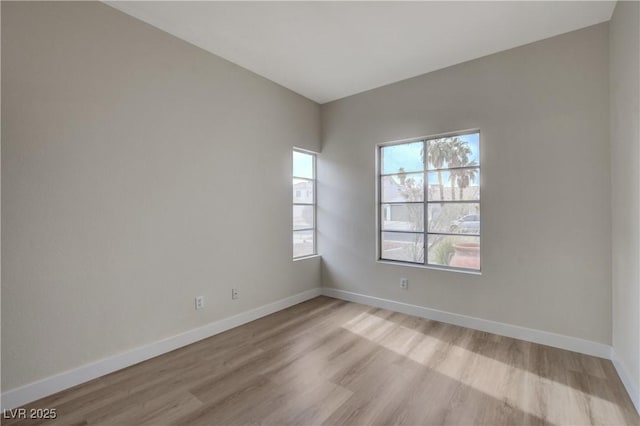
[195,296,204,309]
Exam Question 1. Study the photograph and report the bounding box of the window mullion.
[423,140,428,265]
[313,153,317,255]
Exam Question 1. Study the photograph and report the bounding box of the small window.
[378,131,480,271]
[293,149,316,258]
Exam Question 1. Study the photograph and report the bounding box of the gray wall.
[319,24,611,344]
[1,1,320,391]
[610,0,640,401]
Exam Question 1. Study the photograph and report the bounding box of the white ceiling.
[106,1,616,104]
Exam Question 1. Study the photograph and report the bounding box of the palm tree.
[396,167,422,202]
[447,137,473,200]
[396,167,423,233]
[456,166,478,199]
[396,167,425,261]
[426,139,449,201]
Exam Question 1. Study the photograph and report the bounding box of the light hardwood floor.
[5,296,638,425]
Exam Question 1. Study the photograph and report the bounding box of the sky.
[293,151,314,179]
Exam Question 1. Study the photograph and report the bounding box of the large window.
[378,131,480,271]
[293,149,316,258]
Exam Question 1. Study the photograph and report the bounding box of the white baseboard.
[321,288,612,359]
[611,349,640,414]
[1,287,322,410]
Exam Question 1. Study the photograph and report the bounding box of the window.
[293,149,316,258]
[378,131,480,271]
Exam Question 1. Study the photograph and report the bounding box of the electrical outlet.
[195,296,204,310]
[400,278,409,290]
[231,288,239,300]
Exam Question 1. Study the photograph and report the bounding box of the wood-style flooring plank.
[5,296,638,426]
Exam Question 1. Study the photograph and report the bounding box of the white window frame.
[293,148,317,259]
[376,129,481,273]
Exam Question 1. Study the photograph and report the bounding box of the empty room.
[1,1,639,425]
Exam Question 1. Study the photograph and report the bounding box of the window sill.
[293,254,322,262]
[376,259,482,275]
